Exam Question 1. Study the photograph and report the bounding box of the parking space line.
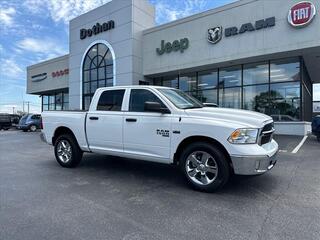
[291,135,308,154]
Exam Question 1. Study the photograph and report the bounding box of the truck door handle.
[89,116,99,120]
[126,118,137,122]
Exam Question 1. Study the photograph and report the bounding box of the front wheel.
[54,134,83,168]
[317,136,320,142]
[180,142,230,192]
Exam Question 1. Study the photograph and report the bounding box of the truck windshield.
[158,88,203,109]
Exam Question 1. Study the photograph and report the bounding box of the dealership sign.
[208,27,223,44]
[80,20,115,40]
[156,38,189,55]
[208,17,275,44]
[52,69,69,78]
[31,73,47,82]
[288,1,316,27]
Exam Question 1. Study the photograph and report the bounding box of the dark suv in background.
[0,114,12,130]
[18,114,42,132]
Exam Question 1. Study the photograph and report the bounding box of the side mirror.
[203,103,219,108]
[144,101,170,114]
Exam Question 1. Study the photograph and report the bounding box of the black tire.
[317,136,320,142]
[29,125,37,132]
[179,142,230,192]
[54,134,83,168]
[23,129,28,132]
[3,128,9,131]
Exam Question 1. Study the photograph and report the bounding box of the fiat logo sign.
[288,1,316,27]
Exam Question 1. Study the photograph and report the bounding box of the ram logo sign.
[288,1,316,27]
[207,27,223,44]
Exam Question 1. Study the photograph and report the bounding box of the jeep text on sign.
[288,2,316,27]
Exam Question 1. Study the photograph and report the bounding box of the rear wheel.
[54,134,83,168]
[317,136,320,142]
[180,142,230,192]
[29,125,37,132]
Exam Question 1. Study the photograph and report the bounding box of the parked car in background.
[312,115,320,142]
[0,114,12,130]
[18,114,42,132]
[9,114,21,127]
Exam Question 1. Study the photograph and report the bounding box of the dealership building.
[27,0,320,135]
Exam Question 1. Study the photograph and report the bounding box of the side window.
[129,89,166,112]
[97,90,125,111]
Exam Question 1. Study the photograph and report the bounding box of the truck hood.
[184,107,273,129]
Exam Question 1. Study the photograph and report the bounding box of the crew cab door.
[86,89,125,153]
[123,89,172,160]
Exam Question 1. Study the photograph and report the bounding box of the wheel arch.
[173,135,233,170]
[52,126,77,146]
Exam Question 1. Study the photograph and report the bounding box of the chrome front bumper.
[231,150,278,175]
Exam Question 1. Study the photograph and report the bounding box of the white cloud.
[154,0,208,24]
[0,59,24,79]
[16,37,67,60]
[0,6,16,26]
[23,0,111,24]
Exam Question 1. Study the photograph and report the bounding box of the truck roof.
[96,85,173,91]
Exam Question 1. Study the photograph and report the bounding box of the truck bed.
[41,111,90,151]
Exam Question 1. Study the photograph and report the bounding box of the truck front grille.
[259,122,275,145]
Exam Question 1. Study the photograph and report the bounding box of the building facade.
[27,0,320,135]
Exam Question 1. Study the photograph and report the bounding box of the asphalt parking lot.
[0,131,319,240]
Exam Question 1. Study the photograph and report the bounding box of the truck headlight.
[228,128,258,144]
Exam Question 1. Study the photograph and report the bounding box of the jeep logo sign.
[156,38,189,55]
[288,1,316,27]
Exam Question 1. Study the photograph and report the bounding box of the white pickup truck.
[41,86,278,192]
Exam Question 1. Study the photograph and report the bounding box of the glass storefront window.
[42,92,69,111]
[219,66,241,88]
[82,43,114,110]
[219,87,241,108]
[146,57,306,121]
[179,73,197,92]
[270,58,300,83]
[198,70,218,90]
[269,82,300,121]
[196,89,218,104]
[243,84,269,113]
[243,62,269,85]
[162,75,178,89]
[43,96,48,105]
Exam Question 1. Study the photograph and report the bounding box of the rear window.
[97,90,125,111]
[20,115,28,121]
[31,115,41,120]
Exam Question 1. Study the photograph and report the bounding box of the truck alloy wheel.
[180,142,230,192]
[54,134,83,168]
[185,151,218,185]
[56,140,72,163]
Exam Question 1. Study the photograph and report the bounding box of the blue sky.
[0,0,319,113]
[0,0,238,113]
